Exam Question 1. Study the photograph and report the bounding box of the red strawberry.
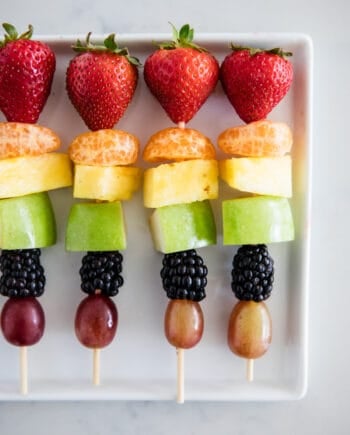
[0,23,56,123]
[220,45,293,123]
[144,24,219,124]
[66,32,139,131]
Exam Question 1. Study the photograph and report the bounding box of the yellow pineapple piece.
[143,159,218,208]
[219,156,292,197]
[74,165,142,201]
[0,153,72,198]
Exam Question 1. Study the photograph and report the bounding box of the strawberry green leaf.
[2,23,18,40]
[170,22,178,42]
[73,38,85,51]
[179,24,191,41]
[104,33,118,51]
[229,43,292,59]
[0,23,33,47]
[268,47,293,58]
[127,55,141,66]
[71,32,141,66]
[18,24,33,40]
[154,23,208,52]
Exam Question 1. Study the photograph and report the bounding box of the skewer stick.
[246,358,254,382]
[176,347,185,403]
[178,121,185,129]
[92,287,102,386]
[93,348,100,386]
[20,346,28,395]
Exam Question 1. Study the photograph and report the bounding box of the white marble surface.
[0,0,349,434]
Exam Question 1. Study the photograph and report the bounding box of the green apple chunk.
[222,196,294,245]
[0,192,56,249]
[66,201,126,252]
[150,200,216,254]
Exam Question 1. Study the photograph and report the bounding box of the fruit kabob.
[218,44,295,381]
[143,23,219,402]
[0,23,72,394]
[65,32,141,385]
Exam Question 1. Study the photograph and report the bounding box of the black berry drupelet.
[0,249,46,298]
[161,249,208,302]
[79,251,123,297]
[231,244,274,302]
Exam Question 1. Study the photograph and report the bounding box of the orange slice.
[218,120,293,157]
[69,129,139,166]
[143,127,216,162]
[0,122,61,159]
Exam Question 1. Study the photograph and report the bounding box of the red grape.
[228,300,272,359]
[164,299,204,349]
[75,294,118,348]
[1,297,45,346]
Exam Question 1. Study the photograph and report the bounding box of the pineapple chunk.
[74,165,142,201]
[143,159,218,208]
[219,156,292,197]
[0,153,72,198]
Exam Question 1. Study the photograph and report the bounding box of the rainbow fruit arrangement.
[0,23,72,393]
[143,24,220,402]
[219,44,294,380]
[0,21,296,398]
[65,32,141,385]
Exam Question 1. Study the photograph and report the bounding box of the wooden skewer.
[93,348,100,386]
[173,122,187,402]
[20,346,28,395]
[92,287,102,386]
[246,358,254,382]
[176,347,185,403]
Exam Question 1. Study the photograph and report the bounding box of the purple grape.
[75,294,118,348]
[1,297,45,346]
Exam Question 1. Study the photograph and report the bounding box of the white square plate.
[0,32,312,401]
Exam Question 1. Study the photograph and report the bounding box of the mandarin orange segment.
[68,129,139,166]
[0,122,61,159]
[218,120,293,157]
[143,127,216,162]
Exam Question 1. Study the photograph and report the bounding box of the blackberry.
[79,251,123,297]
[0,249,46,297]
[160,249,208,302]
[231,244,274,302]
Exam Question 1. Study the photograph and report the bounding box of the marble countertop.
[0,0,349,433]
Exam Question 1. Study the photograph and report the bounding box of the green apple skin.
[66,201,127,252]
[150,200,216,254]
[0,192,56,249]
[222,196,294,245]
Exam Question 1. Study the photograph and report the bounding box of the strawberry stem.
[72,32,141,66]
[230,43,292,58]
[154,23,207,52]
[0,23,33,47]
